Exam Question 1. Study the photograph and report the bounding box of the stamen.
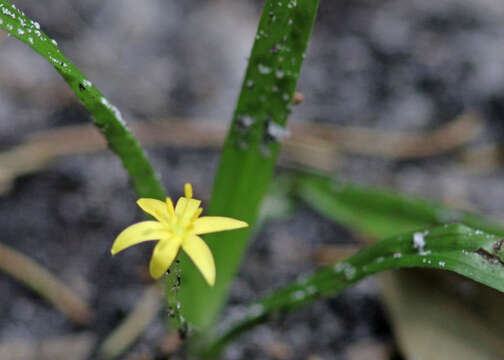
[192,208,203,221]
[185,183,193,199]
[166,198,175,216]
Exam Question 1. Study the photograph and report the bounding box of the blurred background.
[1,0,504,359]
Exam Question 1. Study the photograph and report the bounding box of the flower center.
[165,215,194,238]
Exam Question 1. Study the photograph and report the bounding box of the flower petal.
[137,198,171,223]
[111,221,168,255]
[182,235,215,286]
[174,197,201,220]
[192,216,248,235]
[149,237,181,279]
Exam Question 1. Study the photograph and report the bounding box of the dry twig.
[0,112,484,194]
[99,285,162,359]
[0,242,93,324]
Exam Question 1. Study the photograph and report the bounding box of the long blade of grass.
[0,0,189,342]
[295,173,504,359]
[295,173,504,238]
[203,224,504,356]
[0,0,164,199]
[176,0,320,329]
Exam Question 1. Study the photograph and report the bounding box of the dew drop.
[344,266,356,280]
[291,290,305,301]
[100,97,127,128]
[247,304,264,317]
[258,64,272,74]
[267,122,290,141]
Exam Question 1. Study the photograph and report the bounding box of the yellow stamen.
[185,183,193,199]
[192,208,203,221]
[166,198,175,216]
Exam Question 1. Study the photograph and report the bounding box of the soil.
[1,0,504,359]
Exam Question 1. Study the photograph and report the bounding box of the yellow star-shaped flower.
[111,183,248,286]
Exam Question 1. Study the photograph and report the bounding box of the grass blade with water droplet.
[0,0,194,342]
[176,0,320,330]
[0,0,164,199]
[294,173,504,360]
[202,224,504,357]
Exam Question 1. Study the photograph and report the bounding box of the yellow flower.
[111,183,248,286]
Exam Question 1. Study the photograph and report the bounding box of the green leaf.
[295,173,504,238]
[0,0,191,338]
[203,224,504,356]
[176,0,320,330]
[294,174,504,359]
[0,0,164,199]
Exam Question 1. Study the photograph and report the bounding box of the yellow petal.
[111,221,168,255]
[174,197,201,220]
[192,216,248,235]
[149,237,181,279]
[182,235,215,286]
[137,198,171,223]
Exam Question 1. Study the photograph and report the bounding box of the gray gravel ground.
[1,0,504,359]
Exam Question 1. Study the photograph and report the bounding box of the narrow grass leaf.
[0,0,194,341]
[296,173,504,238]
[0,0,164,199]
[176,0,320,329]
[294,174,504,360]
[203,224,504,356]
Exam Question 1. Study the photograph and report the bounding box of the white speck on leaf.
[267,122,290,141]
[247,304,264,317]
[344,265,356,280]
[413,231,430,255]
[258,64,272,74]
[333,263,344,273]
[291,290,305,301]
[100,97,127,128]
